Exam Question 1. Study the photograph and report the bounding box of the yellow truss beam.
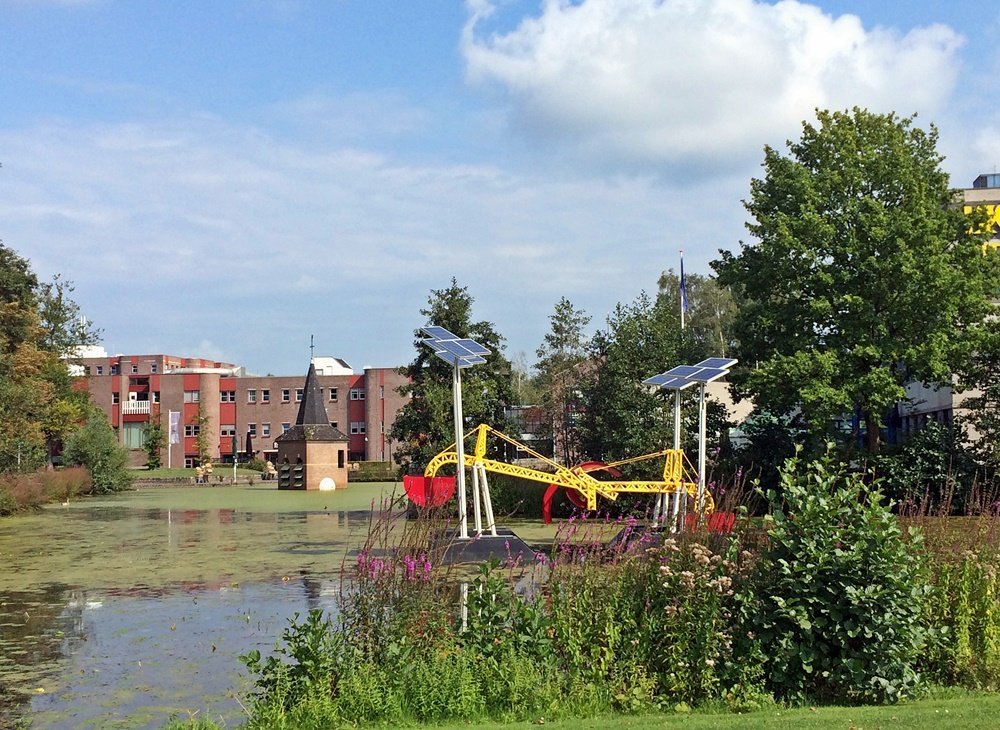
[423,424,713,514]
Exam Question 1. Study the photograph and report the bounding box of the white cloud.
[462,0,964,174]
[0,114,732,374]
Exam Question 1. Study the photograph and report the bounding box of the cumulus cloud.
[462,0,964,174]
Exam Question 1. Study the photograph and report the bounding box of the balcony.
[120,400,151,415]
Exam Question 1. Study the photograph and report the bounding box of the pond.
[0,483,403,728]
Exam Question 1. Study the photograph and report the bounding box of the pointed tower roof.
[296,362,330,425]
[275,362,348,443]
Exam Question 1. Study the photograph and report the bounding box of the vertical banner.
[169,410,180,444]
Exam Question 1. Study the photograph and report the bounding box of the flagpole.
[679,250,687,331]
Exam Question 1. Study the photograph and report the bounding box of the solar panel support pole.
[672,388,685,533]
[452,363,469,540]
[696,383,707,523]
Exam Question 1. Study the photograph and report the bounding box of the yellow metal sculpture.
[420,423,713,515]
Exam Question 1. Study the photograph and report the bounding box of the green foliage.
[389,279,515,474]
[0,242,101,474]
[750,449,927,703]
[578,291,682,466]
[714,108,999,453]
[876,422,991,514]
[534,297,591,464]
[194,402,213,466]
[62,408,133,493]
[959,317,1000,469]
[657,268,737,362]
[142,419,165,470]
[921,544,1000,689]
[348,461,393,482]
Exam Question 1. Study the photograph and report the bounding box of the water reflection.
[0,487,386,728]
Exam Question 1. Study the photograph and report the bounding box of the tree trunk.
[864,409,881,454]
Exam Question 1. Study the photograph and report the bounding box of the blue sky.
[2,0,998,376]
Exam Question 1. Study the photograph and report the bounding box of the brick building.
[76,353,409,468]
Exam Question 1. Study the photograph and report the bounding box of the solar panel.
[695,357,738,370]
[454,338,490,356]
[664,365,702,378]
[643,373,698,390]
[685,367,729,383]
[433,351,486,368]
[421,325,459,341]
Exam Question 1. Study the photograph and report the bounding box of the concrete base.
[436,526,541,566]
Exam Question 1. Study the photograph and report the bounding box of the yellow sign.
[963,204,1000,253]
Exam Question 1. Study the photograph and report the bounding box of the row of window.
[219,387,352,404]
[87,363,160,376]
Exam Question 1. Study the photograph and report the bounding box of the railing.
[120,400,151,415]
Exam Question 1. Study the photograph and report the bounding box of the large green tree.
[713,108,997,453]
[534,297,591,464]
[0,243,99,472]
[577,290,681,470]
[389,279,514,474]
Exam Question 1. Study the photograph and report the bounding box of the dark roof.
[296,362,331,426]
[274,362,349,443]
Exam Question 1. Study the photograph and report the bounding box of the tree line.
[390,109,1000,505]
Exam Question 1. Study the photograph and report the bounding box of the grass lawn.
[429,692,1000,729]
[134,466,262,479]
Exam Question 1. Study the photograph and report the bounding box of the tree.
[143,418,165,470]
[389,279,514,474]
[63,408,132,493]
[194,403,213,466]
[657,269,737,361]
[577,290,681,471]
[0,242,99,472]
[713,108,998,454]
[534,297,591,464]
[959,316,1000,470]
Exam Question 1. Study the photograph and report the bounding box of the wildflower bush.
[239,451,1000,727]
[748,449,928,704]
[0,466,91,515]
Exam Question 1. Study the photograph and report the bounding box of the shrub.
[749,449,928,703]
[62,410,133,493]
[347,461,395,482]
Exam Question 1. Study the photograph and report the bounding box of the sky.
[1,0,998,376]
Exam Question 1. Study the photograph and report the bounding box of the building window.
[261,389,270,403]
[150,363,157,373]
[131,363,138,374]
[248,389,257,403]
[96,365,104,375]
[350,422,366,435]
[330,421,339,429]
[329,388,338,402]
[220,425,236,437]
[110,364,119,375]
[262,423,270,437]
[220,391,235,403]
[184,456,195,469]
[184,390,200,403]
[282,389,290,403]
[295,388,303,402]
[281,423,290,433]
[112,392,120,404]
[152,391,160,403]
[248,423,257,437]
[185,425,201,437]
[350,388,365,400]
